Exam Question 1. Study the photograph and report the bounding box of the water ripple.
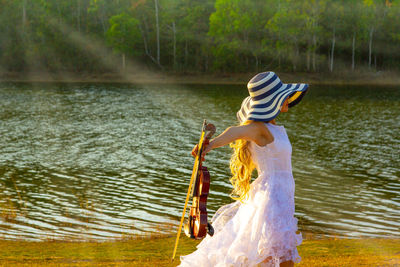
[0,83,399,240]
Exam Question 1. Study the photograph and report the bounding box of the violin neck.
[190,120,209,197]
[190,120,215,198]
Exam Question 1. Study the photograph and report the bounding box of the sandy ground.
[0,237,399,266]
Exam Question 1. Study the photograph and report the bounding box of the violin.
[171,120,216,260]
[184,121,215,239]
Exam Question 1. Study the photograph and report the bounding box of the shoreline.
[1,71,400,86]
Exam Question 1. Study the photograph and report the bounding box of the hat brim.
[237,83,308,123]
[288,86,308,108]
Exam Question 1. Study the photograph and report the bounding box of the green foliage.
[0,0,400,73]
[106,13,141,56]
[209,0,272,71]
[386,2,400,42]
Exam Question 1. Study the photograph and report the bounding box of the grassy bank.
[0,236,399,266]
[1,70,400,86]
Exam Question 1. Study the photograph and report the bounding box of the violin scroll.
[204,123,216,140]
[191,122,215,160]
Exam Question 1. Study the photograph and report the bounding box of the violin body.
[185,166,213,239]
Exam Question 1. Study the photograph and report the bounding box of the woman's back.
[250,123,293,178]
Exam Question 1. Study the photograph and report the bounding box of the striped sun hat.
[237,71,308,124]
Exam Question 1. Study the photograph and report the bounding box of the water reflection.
[0,83,399,241]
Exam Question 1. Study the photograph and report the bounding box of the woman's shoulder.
[247,121,272,132]
[245,121,274,146]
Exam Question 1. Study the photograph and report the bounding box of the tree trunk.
[306,49,310,71]
[277,0,281,70]
[205,52,208,72]
[185,40,188,67]
[278,50,281,69]
[368,26,374,68]
[77,0,81,32]
[328,50,330,69]
[352,31,356,71]
[172,21,176,70]
[139,19,157,65]
[277,40,281,70]
[330,28,335,72]
[100,7,106,34]
[139,22,149,55]
[56,1,62,23]
[22,0,27,31]
[312,33,316,71]
[122,53,126,72]
[292,44,299,71]
[154,0,160,65]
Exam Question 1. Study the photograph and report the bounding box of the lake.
[0,82,399,241]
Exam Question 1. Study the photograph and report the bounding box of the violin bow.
[171,120,209,261]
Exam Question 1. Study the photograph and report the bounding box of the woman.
[180,71,308,267]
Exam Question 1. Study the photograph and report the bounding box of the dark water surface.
[0,82,399,241]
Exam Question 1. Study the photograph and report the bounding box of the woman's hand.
[191,140,211,161]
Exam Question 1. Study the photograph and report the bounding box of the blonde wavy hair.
[229,121,256,203]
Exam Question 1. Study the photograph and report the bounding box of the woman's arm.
[192,121,274,158]
[206,125,248,152]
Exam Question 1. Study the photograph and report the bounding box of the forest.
[0,0,399,75]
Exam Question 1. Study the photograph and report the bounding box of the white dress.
[179,123,302,267]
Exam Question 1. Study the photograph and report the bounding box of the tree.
[157,0,181,70]
[302,0,326,72]
[209,0,272,72]
[178,0,215,71]
[106,13,141,71]
[343,0,364,71]
[361,0,389,69]
[380,0,400,69]
[2,0,400,74]
[267,0,309,71]
[321,0,345,72]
